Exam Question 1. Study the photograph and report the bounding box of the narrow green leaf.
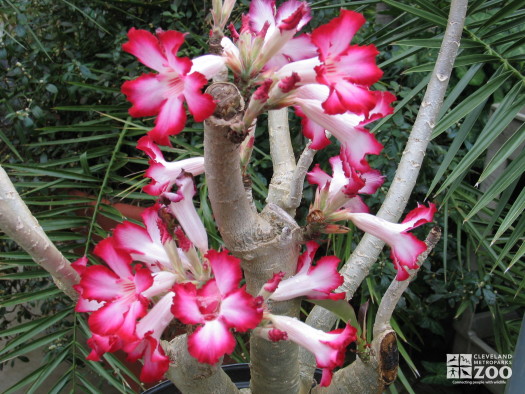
[480,179,519,243]
[404,54,497,74]
[307,299,359,330]
[455,300,471,319]
[76,374,102,394]
[494,214,525,272]
[427,102,485,198]
[434,85,525,196]
[0,308,72,338]
[465,152,525,222]
[505,241,525,275]
[477,0,525,34]
[491,185,525,243]
[103,352,142,387]
[382,0,448,27]
[0,328,70,363]
[60,0,110,34]
[0,287,61,307]
[395,38,480,48]
[53,105,125,112]
[67,81,119,93]
[0,310,72,356]
[4,164,98,182]
[77,346,130,394]
[477,121,525,184]
[26,345,71,394]
[438,64,484,119]
[396,367,417,394]
[431,72,512,139]
[47,369,72,394]
[2,364,49,394]
[26,133,120,146]
[0,129,23,161]
[397,340,419,377]
[0,270,49,280]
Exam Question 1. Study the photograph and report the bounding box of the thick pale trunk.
[0,165,79,299]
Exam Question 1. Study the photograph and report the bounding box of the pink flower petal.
[86,333,123,361]
[156,29,191,74]
[207,249,242,296]
[306,164,331,188]
[93,237,133,279]
[184,72,216,122]
[401,203,437,230]
[311,10,365,62]
[187,319,237,364]
[171,283,205,325]
[131,335,170,383]
[121,74,168,118]
[190,55,226,80]
[166,173,208,251]
[79,265,123,301]
[88,297,129,335]
[122,28,168,73]
[148,96,187,146]
[220,288,263,331]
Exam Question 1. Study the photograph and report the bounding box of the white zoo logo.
[446,354,512,381]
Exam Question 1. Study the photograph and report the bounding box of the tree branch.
[267,108,296,213]
[301,0,468,386]
[373,226,442,337]
[164,335,239,394]
[0,165,79,300]
[288,143,315,211]
[204,82,269,252]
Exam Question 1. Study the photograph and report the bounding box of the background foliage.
[1,0,524,392]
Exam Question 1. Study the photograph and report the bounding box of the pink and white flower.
[311,10,383,115]
[122,28,225,146]
[125,292,175,383]
[293,84,393,171]
[256,315,357,386]
[171,250,263,364]
[75,237,152,342]
[307,152,384,217]
[137,136,205,196]
[270,241,344,301]
[222,0,315,78]
[161,172,209,252]
[343,203,437,280]
[113,205,209,282]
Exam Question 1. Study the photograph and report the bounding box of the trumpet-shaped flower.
[293,84,394,171]
[270,241,344,301]
[161,172,209,252]
[122,28,225,146]
[75,238,152,342]
[137,136,205,196]
[256,315,357,386]
[307,152,384,216]
[125,292,175,383]
[343,203,437,280]
[113,205,208,283]
[222,0,315,77]
[311,10,383,115]
[171,250,263,364]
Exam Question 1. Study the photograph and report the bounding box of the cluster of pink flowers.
[73,203,350,383]
[74,0,437,387]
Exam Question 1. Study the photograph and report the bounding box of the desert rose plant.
[0,0,469,392]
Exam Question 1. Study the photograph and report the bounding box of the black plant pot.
[144,363,322,393]
[144,364,251,393]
